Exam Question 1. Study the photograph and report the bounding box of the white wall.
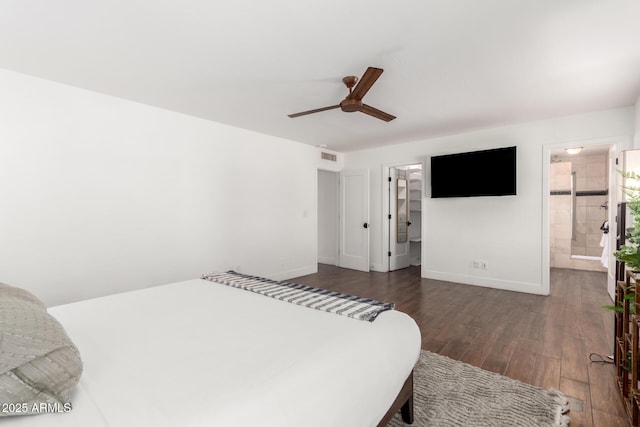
[0,69,321,306]
[345,107,635,294]
[635,94,640,147]
[317,170,338,265]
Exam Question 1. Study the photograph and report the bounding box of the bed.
[2,272,421,427]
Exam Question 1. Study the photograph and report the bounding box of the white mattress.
[7,278,421,427]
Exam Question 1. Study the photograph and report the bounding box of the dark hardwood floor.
[294,264,628,427]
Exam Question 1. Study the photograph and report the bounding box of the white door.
[390,168,411,271]
[339,169,370,272]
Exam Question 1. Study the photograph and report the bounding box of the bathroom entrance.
[549,144,612,273]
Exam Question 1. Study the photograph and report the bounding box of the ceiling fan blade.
[349,67,384,100]
[360,104,396,122]
[288,105,340,118]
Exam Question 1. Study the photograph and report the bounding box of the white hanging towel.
[600,224,609,267]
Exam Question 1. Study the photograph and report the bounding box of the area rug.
[388,350,571,427]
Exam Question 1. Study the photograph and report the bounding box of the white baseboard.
[268,265,318,281]
[421,269,545,295]
[370,262,387,272]
[318,256,337,265]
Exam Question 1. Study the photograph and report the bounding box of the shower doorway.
[549,145,611,272]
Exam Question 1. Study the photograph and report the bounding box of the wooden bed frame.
[377,370,414,426]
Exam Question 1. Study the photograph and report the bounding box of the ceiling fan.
[288,67,396,122]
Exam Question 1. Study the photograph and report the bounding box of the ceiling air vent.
[321,152,337,162]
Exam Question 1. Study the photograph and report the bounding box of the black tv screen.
[430,146,517,198]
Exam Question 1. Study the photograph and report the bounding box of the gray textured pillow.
[0,283,83,416]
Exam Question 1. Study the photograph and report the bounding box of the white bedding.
[6,278,421,427]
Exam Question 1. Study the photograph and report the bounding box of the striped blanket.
[201,271,394,322]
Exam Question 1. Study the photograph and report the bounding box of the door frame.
[542,135,629,297]
[382,162,425,272]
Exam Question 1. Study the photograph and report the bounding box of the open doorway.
[388,164,422,271]
[318,169,339,266]
[548,143,617,300]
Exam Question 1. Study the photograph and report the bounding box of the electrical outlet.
[472,260,488,270]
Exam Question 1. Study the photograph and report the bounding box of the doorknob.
[363,223,369,229]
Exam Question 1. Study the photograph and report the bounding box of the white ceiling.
[1,1,639,152]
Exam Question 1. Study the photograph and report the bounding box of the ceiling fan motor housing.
[340,98,362,112]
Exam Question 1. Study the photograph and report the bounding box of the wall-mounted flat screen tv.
[430,146,517,198]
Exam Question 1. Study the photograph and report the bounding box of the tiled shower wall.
[550,154,608,272]
[572,155,608,259]
[550,162,572,268]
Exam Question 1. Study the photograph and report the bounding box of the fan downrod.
[341,76,361,112]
